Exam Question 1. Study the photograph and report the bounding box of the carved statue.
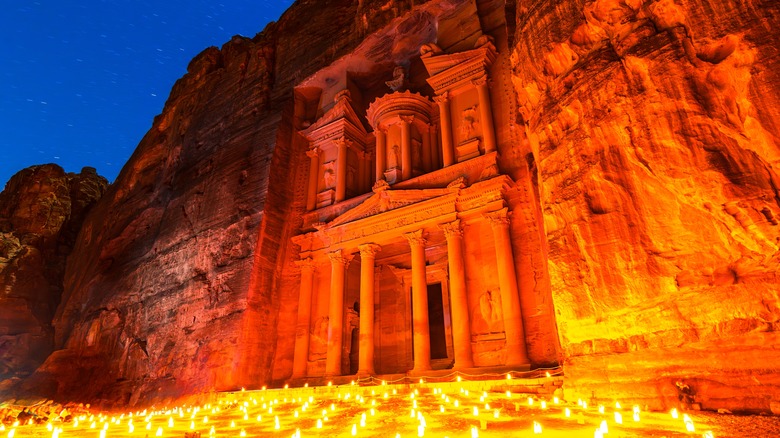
[472,289,502,334]
[385,65,406,91]
[390,144,401,168]
[460,105,480,141]
[323,161,336,188]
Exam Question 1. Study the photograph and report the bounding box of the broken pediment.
[300,90,369,145]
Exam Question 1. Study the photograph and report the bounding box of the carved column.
[357,243,381,376]
[335,138,350,203]
[474,76,497,154]
[400,116,414,180]
[429,124,440,170]
[305,148,320,211]
[405,230,431,372]
[485,208,529,367]
[292,258,316,378]
[421,123,432,173]
[326,250,352,376]
[434,93,455,167]
[375,127,386,182]
[440,220,474,369]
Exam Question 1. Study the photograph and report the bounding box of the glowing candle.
[370,408,375,416]
[471,425,479,437]
[100,431,107,438]
[155,426,163,436]
[528,397,534,406]
[565,408,571,417]
[351,424,357,436]
[473,406,479,416]
[506,373,512,380]
[209,426,215,436]
[440,405,445,413]
[594,430,603,438]
[671,408,679,419]
[360,413,366,427]
[317,419,323,428]
[6,429,13,438]
[506,391,512,398]
[546,371,551,378]
[541,401,547,409]
[413,400,418,409]
[615,412,623,424]
[240,429,247,436]
[129,423,135,433]
[230,420,236,428]
[633,412,640,422]
[493,409,499,419]
[598,405,605,414]
[599,420,608,433]
[455,400,459,408]
[533,421,542,434]
[703,431,714,438]
[418,425,425,436]
[203,415,209,423]
[256,415,262,422]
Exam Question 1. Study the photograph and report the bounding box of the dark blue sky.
[1,0,294,187]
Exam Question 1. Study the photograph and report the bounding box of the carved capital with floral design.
[433,92,450,104]
[484,207,511,229]
[403,229,427,248]
[294,257,317,274]
[328,249,353,267]
[305,147,320,159]
[439,220,463,239]
[472,75,489,88]
[358,243,382,260]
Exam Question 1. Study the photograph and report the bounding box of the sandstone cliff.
[0,165,106,391]
[13,0,780,413]
[510,0,780,412]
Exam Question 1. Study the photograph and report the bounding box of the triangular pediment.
[328,187,453,227]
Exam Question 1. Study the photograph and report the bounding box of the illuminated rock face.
[14,0,779,412]
[511,0,780,412]
[0,164,106,390]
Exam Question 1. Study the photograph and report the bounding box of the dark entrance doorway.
[427,283,447,359]
[349,327,359,375]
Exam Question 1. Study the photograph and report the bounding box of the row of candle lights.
[1,375,716,437]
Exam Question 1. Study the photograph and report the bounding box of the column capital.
[333,137,353,150]
[373,124,387,134]
[399,115,415,125]
[472,75,489,87]
[440,220,463,239]
[433,92,450,104]
[294,257,317,272]
[484,207,511,228]
[306,147,320,158]
[404,229,427,248]
[358,243,382,259]
[328,249,354,267]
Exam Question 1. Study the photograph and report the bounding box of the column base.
[356,370,375,379]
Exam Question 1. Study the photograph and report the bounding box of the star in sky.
[1,0,294,187]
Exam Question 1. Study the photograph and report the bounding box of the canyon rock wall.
[510,0,780,412]
[0,165,106,391]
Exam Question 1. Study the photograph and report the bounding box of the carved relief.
[472,289,503,334]
[390,145,401,169]
[323,161,336,189]
[310,315,329,358]
[460,105,480,141]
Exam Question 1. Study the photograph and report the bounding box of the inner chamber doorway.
[427,283,448,360]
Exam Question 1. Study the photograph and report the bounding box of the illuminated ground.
[2,377,779,437]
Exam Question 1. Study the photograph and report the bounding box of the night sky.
[1,0,295,188]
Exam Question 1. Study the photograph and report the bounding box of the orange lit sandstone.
[0,0,777,417]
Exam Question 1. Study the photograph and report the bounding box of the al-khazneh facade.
[289,35,530,379]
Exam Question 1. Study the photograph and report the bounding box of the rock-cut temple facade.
[289,35,532,379]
